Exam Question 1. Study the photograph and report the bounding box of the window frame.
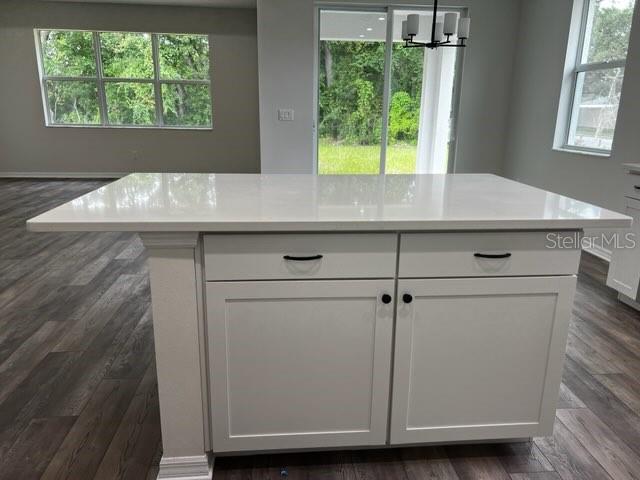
[560,0,631,155]
[34,29,213,130]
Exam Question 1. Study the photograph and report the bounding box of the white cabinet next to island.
[607,164,640,307]
[27,173,630,480]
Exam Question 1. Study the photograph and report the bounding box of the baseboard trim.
[583,244,611,263]
[157,454,212,480]
[618,292,640,311]
[0,172,126,179]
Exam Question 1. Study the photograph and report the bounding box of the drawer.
[204,233,397,281]
[399,232,581,278]
[624,171,640,201]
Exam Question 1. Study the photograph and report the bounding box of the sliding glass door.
[317,9,388,174]
[317,6,463,175]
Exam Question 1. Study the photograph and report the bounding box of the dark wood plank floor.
[1,179,639,480]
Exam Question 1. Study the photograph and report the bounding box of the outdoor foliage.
[158,34,210,79]
[388,91,419,142]
[318,41,425,146]
[571,0,635,149]
[159,34,212,126]
[40,31,100,124]
[38,30,211,127]
[586,0,634,63]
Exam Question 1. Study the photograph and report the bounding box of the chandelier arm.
[404,41,465,48]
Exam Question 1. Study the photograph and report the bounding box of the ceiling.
[320,10,454,43]
[43,0,256,7]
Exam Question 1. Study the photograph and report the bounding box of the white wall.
[0,0,260,176]
[257,0,316,173]
[257,0,521,175]
[504,0,640,215]
[445,0,521,174]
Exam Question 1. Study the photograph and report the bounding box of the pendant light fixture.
[402,0,470,49]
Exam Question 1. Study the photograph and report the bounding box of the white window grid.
[564,0,628,153]
[35,29,212,129]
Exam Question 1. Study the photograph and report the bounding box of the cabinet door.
[607,198,640,298]
[207,280,394,452]
[390,276,576,444]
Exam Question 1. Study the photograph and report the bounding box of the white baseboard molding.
[583,244,611,263]
[0,172,126,179]
[618,292,640,311]
[157,454,212,480]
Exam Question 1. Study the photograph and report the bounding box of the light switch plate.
[278,108,294,121]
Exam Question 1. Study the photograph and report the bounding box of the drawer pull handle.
[634,185,640,190]
[403,293,413,304]
[381,294,392,304]
[283,254,323,261]
[474,252,512,259]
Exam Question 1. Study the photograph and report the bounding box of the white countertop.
[623,163,640,174]
[27,173,631,232]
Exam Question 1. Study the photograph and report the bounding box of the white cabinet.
[607,197,640,299]
[623,169,640,201]
[390,276,576,444]
[206,279,394,452]
[204,231,579,454]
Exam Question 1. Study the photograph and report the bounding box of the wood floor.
[1,179,640,480]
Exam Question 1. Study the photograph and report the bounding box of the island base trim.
[618,292,640,310]
[157,454,212,480]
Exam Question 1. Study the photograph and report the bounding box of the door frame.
[313,4,388,175]
[313,3,467,175]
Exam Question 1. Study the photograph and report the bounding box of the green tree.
[41,31,100,124]
[587,0,635,63]
[575,1,634,145]
[40,30,95,77]
[319,41,385,144]
[390,45,423,102]
[159,34,211,126]
[388,91,419,142]
[39,30,211,126]
[100,32,154,78]
[319,40,425,146]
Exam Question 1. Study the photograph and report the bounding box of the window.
[560,0,635,153]
[316,8,462,175]
[35,30,212,128]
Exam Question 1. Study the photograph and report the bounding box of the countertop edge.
[26,218,633,233]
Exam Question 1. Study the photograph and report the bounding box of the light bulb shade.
[458,17,470,39]
[434,21,444,42]
[406,14,420,36]
[443,13,457,35]
[401,20,410,40]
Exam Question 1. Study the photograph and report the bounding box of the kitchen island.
[28,173,631,480]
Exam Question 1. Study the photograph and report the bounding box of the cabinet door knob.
[381,294,392,304]
[403,293,413,304]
